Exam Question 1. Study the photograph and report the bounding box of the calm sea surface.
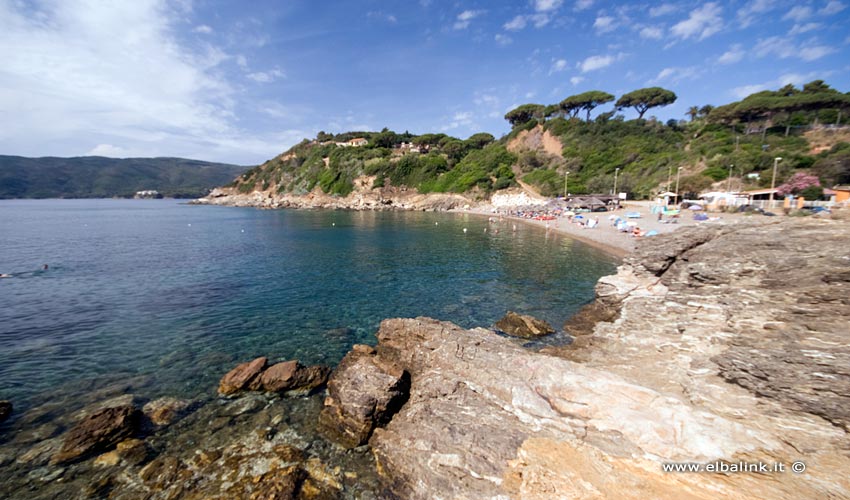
[0,199,618,411]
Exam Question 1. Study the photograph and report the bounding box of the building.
[828,185,850,203]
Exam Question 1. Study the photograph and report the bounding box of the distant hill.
[0,156,248,199]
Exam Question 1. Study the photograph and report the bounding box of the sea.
[0,199,619,409]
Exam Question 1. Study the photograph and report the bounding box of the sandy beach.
[466,200,764,259]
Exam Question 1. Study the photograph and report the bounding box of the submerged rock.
[0,401,11,424]
[495,311,555,338]
[218,356,268,395]
[51,404,141,465]
[318,345,410,449]
[142,397,194,427]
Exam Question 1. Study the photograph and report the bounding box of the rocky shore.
[317,213,850,498]
[193,184,477,212]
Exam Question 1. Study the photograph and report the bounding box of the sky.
[1,0,848,165]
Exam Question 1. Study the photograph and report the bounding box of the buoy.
[332,223,335,226]
[435,222,438,225]
[463,228,467,233]
[188,223,192,226]
[241,229,245,233]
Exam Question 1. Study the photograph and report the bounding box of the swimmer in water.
[42,264,49,270]
[0,273,11,278]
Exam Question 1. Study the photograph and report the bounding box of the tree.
[687,106,699,122]
[504,104,545,127]
[465,132,495,149]
[698,105,714,117]
[615,87,677,119]
[776,172,821,196]
[570,90,615,121]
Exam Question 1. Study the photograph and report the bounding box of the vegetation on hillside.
[233,81,850,201]
[0,156,246,199]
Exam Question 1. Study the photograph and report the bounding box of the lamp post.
[613,167,619,197]
[675,166,682,205]
[769,157,782,208]
[667,164,672,192]
[563,171,570,199]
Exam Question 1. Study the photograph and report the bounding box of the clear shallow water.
[0,199,618,411]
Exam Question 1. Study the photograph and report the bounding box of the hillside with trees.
[230,81,850,202]
[0,156,246,199]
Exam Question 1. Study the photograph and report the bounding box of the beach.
[467,200,765,259]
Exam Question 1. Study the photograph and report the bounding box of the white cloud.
[789,22,820,35]
[550,59,569,74]
[235,55,248,69]
[529,13,554,27]
[579,54,614,72]
[649,4,677,17]
[368,11,398,23]
[820,1,846,15]
[535,0,563,12]
[454,10,485,30]
[782,6,812,22]
[755,36,835,61]
[798,45,835,61]
[87,144,130,157]
[570,76,585,85]
[737,0,775,28]
[670,3,723,41]
[574,0,594,11]
[504,15,527,31]
[441,111,475,131]
[246,68,285,83]
[731,71,830,99]
[639,26,663,39]
[495,34,513,46]
[193,25,213,34]
[650,66,700,84]
[718,44,745,64]
[0,1,296,164]
[731,84,768,99]
[594,16,616,33]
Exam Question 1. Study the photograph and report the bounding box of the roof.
[742,188,778,195]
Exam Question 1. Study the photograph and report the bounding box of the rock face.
[257,360,331,395]
[318,345,410,449]
[218,356,268,395]
[494,311,555,338]
[0,401,11,423]
[325,215,850,499]
[51,404,141,464]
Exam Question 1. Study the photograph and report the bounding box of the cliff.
[321,213,850,499]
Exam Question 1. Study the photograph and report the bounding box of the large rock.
[318,345,410,449]
[142,397,194,427]
[495,311,555,338]
[332,262,850,500]
[0,401,11,423]
[255,360,331,395]
[218,356,267,395]
[51,404,141,464]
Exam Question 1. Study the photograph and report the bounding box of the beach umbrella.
[688,204,704,210]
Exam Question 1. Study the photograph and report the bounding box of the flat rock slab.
[218,356,267,395]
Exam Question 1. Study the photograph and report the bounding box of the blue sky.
[1,0,848,165]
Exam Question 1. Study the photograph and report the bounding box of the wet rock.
[0,400,11,423]
[142,397,194,427]
[256,360,331,395]
[218,356,268,395]
[494,311,555,338]
[317,345,410,449]
[51,404,141,465]
[116,438,151,466]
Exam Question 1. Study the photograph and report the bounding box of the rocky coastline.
[1,211,848,499]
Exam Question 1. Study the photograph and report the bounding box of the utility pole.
[769,157,782,208]
[563,171,570,199]
[675,167,683,205]
[613,167,619,196]
[727,164,733,193]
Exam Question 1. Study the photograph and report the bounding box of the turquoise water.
[0,199,618,411]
